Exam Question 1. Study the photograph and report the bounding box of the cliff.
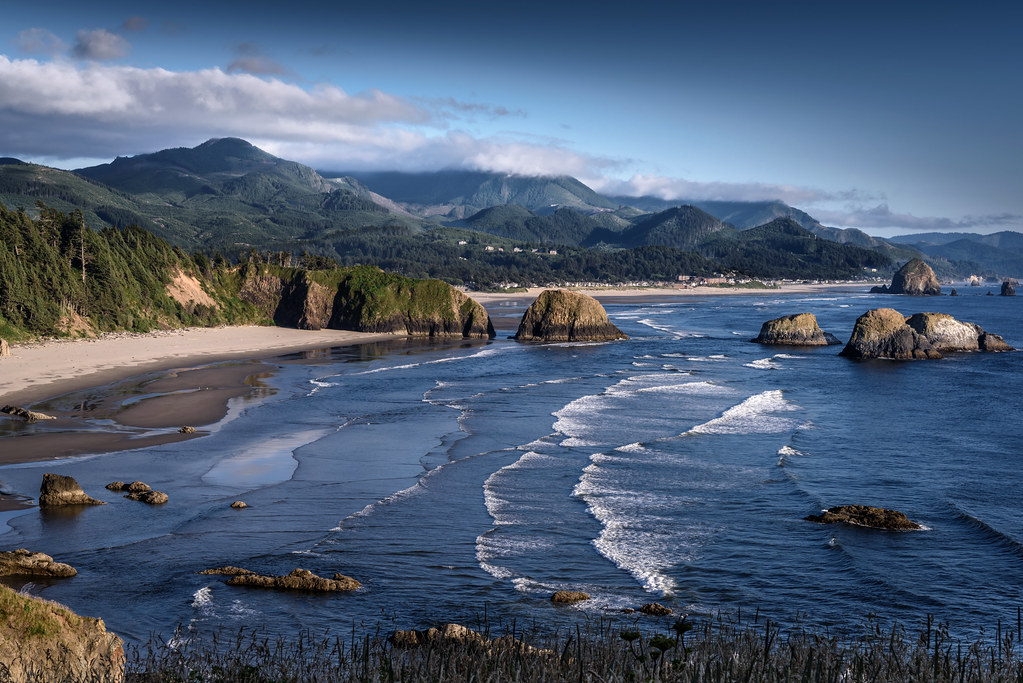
[513,290,627,342]
[239,265,494,338]
[752,313,841,346]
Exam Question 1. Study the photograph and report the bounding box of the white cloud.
[588,173,833,205]
[814,204,1022,232]
[71,29,131,61]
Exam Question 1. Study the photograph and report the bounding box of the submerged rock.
[198,566,254,576]
[0,549,77,578]
[752,313,841,346]
[839,308,942,360]
[1,405,56,423]
[550,590,591,604]
[226,568,361,592]
[805,505,921,530]
[870,259,941,296]
[105,482,126,491]
[0,584,124,683]
[124,490,168,505]
[38,473,105,507]
[639,603,673,616]
[1001,281,1016,296]
[513,289,627,342]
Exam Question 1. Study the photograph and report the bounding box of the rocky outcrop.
[839,308,942,360]
[0,584,124,683]
[124,481,151,493]
[805,505,920,530]
[513,289,627,342]
[105,482,126,491]
[38,474,105,507]
[752,313,841,346]
[550,590,590,604]
[226,568,361,592]
[198,566,254,576]
[980,332,1014,352]
[1,405,56,423]
[125,490,168,505]
[389,623,545,654]
[950,288,958,296]
[903,312,1015,353]
[1001,281,1016,296]
[0,338,9,357]
[0,549,76,578]
[230,500,248,509]
[178,425,196,434]
[239,265,495,338]
[639,603,673,616]
[870,259,941,296]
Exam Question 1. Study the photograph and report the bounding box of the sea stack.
[752,313,841,346]
[806,505,920,530]
[839,308,942,360]
[1001,281,1016,296]
[513,289,627,342]
[870,258,941,296]
[38,473,106,507]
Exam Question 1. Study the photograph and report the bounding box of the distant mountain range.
[0,137,1019,281]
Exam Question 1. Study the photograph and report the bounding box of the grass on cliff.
[124,612,1023,682]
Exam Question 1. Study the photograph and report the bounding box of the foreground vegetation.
[119,613,1023,682]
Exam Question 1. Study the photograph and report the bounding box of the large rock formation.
[513,289,627,342]
[1001,281,1016,296]
[239,265,494,338]
[0,584,124,683]
[839,308,942,360]
[38,474,105,507]
[226,568,361,592]
[870,258,941,295]
[980,332,1014,352]
[0,549,77,578]
[752,313,841,346]
[806,505,920,530]
[904,313,984,352]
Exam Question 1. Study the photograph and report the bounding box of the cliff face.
[752,313,841,346]
[513,289,627,342]
[239,265,495,338]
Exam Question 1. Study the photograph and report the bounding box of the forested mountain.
[888,231,1023,275]
[616,205,727,250]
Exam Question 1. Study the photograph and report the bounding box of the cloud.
[417,96,527,120]
[71,29,130,61]
[226,43,293,77]
[588,173,843,206]
[122,17,148,32]
[16,28,66,56]
[814,204,1023,232]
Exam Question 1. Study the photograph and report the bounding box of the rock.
[1001,281,1016,296]
[950,288,958,296]
[124,481,151,493]
[197,566,254,576]
[513,289,628,342]
[0,338,9,357]
[226,568,361,592]
[105,482,126,491]
[905,313,983,352]
[178,425,196,434]
[38,473,105,507]
[979,332,1015,352]
[639,603,673,616]
[873,259,942,296]
[0,549,77,578]
[388,623,542,654]
[124,490,168,505]
[230,500,248,509]
[550,590,591,604]
[805,504,921,530]
[752,313,841,346]
[0,584,124,683]
[1,405,57,423]
[839,308,942,360]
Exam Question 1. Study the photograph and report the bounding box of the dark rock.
[124,481,151,493]
[197,566,254,576]
[105,481,126,491]
[226,568,361,592]
[639,603,673,616]
[840,308,942,360]
[2,405,56,423]
[514,289,627,342]
[551,590,591,604]
[950,288,958,296]
[38,473,105,507]
[1001,281,1016,296]
[390,623,486,648]
[179,425,196,434]
[882,258,942,296]
[805,504,921,530]
[979,332,1015,352]
[124,490,168,505]
[0,549,77,578]
[752,313,841,346]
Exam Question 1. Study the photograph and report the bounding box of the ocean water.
[1,286,1021,645]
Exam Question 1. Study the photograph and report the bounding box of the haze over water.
[1,287,1021,645]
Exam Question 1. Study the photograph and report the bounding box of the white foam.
[777,445,805,457]
[352,345,512,375]
[191,586,213,609]
[743,358,777,370]
[638,381,734,396]
[687,390,801,436]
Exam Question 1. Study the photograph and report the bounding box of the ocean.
[1,285,1021,646]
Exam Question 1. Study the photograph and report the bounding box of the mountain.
[617,205,727,250]
[455,205,609,246]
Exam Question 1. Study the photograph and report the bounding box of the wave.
[351,345,512,376]
[686,390,800,436]
[743,358,778,370]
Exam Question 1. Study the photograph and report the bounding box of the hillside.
[617,205,727,250]
[455,205,607,245]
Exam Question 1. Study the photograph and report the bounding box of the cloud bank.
[813,204,1023,233]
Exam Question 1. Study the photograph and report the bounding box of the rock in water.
[38,473,106,507]
[0,338,9,357]
[0,549,77,578]
[551,590,591,604]
[950,288,958,296]
[226,568,361,592]
[1,405,56,423]
[230,500,248,509]
[124,490,168,505]
[839,308,942,360]
[1001,281,1016,296]
[872,258,942,296]
[0,584,124,683]
[752,313,841,346]
[905,313,983,352]
[639,603,673,616]
[979,332,1015,352]
[805,505,921,530]
[513,289,628,342]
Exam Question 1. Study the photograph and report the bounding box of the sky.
[1,1,1020,237]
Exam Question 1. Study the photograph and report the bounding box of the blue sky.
[1,1,1020,236]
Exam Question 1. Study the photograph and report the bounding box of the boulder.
[905,313,983,352]
[871,259,941,296]
[390,623,487,648]
[980,332,1015,352]
[639,603,673,616]
[38,473,105,507]
[950,288,958,296]
[105,482,126,491]
[0,549,76,578]
[124,481,151,493]
[0,338,9,357]
[124,490,168,505]
[197,566,254,576]
[0,584,124,683]
[839,308,942,360]
[230,500,248,509]
[805,504,920,530]
[513,289,627,342]
[752,313,841,346]
[178,425,196,434]
[550,590,591,604]
[1,405,56,423]
[226,568,361,592]
[1001,281,1016,296]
